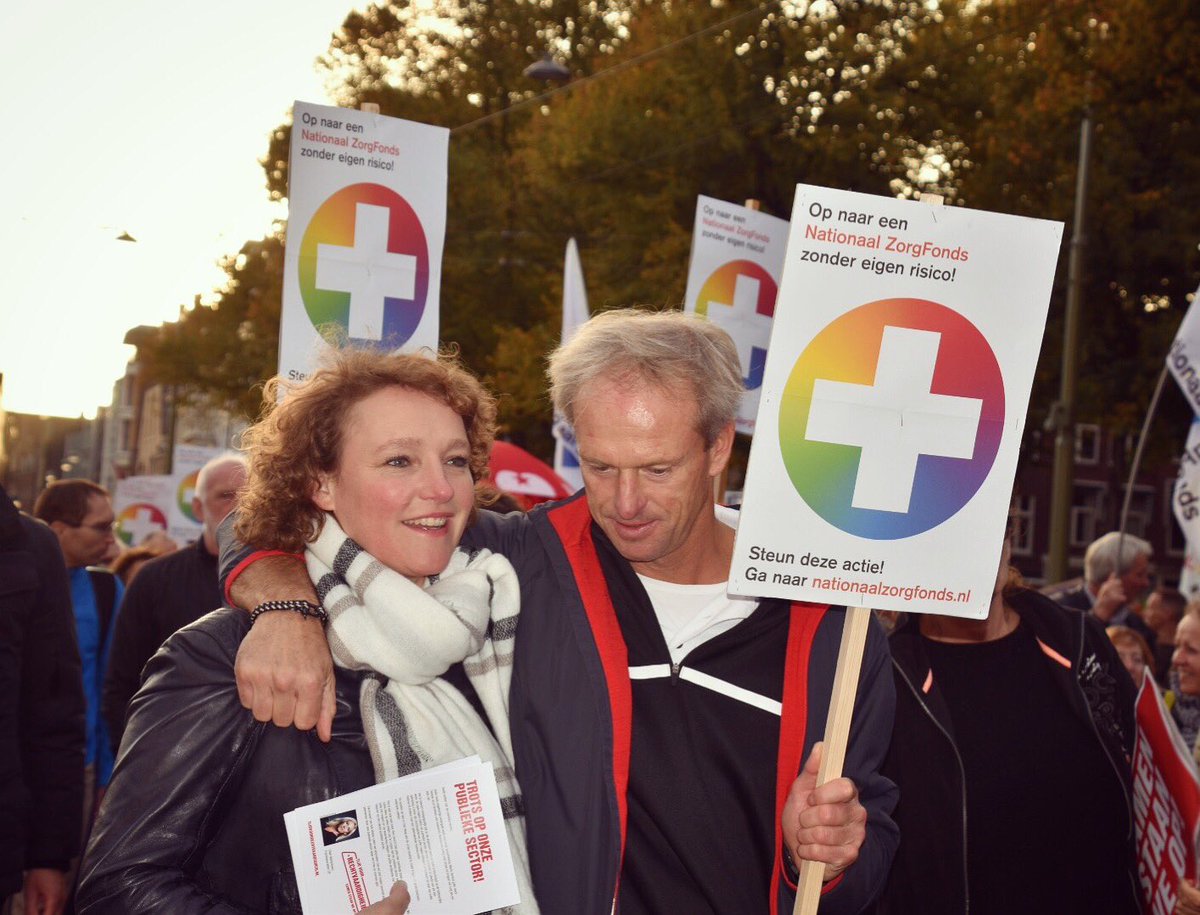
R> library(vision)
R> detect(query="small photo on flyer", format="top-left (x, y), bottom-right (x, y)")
top-left (320, 811), bottom-right (361, 846)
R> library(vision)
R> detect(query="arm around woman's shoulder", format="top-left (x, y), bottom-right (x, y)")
top-left (78, 609), bottom-right (265, 915)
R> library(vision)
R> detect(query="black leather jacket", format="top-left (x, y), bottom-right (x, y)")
top-left (77, 609), bottom-right (374, 914)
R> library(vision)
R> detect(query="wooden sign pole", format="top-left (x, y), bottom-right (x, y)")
top-left (793, 605), bottom-right (872, 914)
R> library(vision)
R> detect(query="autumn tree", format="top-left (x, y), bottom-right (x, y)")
top-left (150, 0), bottom-right (1200, 459)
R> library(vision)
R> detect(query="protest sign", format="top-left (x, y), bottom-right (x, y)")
top-left (684, 195), bottom-right (789, 435)
top-left (285, 757), bottom-right (521, 914)
top-left (1132, 677), bottom-right (1200, 913)
top-left (730, 186), bottom-right (1062, 619)
top-left (279, 101), bottom-right (449, 383)
top-left (167, 443), bottom-right (226, 542)
top-left (112, 475), bottom-right (174, 546)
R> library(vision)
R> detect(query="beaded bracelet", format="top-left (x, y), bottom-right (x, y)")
top-left (249, 599), bottom-right (329, 627)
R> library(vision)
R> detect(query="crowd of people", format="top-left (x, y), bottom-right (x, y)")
top-left (1, 309), bottom-right (1196, 914)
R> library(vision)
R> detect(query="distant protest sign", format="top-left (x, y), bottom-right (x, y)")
top-left (113, 476), bottom-right (174, 547)
top-left (729, 186), bottom-right (1062, 618)
top-left (1132, 677), bottom-right (1200, 913)
top-left (278, 101), bottom-right (449, 383)
top-left (684, 196), bottom-right (789, 435)
top-left (168, 444), bottom-right (226, 542)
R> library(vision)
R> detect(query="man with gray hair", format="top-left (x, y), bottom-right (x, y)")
top-left (101, 453), bottom-right (248, 749)
top-left (1054, 530), bottom-right (1156, 648)
top-left (220, 310), bottom-right (898, 914)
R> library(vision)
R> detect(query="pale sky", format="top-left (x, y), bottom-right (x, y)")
top-left (0, 0), bottom-right (357, 419)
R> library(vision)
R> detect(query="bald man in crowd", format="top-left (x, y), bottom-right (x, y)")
top-left (101, 454), bottom-right (248, 750)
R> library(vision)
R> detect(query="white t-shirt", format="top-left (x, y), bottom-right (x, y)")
top-left (636, 506), bottom-right (757, 665)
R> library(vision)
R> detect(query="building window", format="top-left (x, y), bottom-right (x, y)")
top-left (1121, 485), bottom-right (1155, 541)
top-left (1011, 495), bottom-right (1036, 557)
top-left (1075, 423), bottom-right (1101, 465)
top-left (1070, 481), bottom-right (1107, 548)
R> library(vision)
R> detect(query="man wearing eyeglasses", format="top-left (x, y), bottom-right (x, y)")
top-left (33, 481), bottom-right (124, 848)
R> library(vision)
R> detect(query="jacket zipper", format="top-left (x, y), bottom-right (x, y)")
top-left (1072, 615), bottom-right (1141, 913)
top-left (894, 662), bottom-right (971, 915)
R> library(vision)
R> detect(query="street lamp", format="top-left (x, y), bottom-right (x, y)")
top-left (523, 53), bottom-right (570, 83)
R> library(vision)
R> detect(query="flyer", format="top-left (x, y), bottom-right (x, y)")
top-left (729, 185), bottom-right (1063, 618)
top-left (284, 757), bottom-right (521, 914)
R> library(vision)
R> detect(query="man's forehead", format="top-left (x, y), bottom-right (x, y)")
top-left (577, 373), bottom-right (698, 419)
top-left (575, 382), bottom-right (705, 465)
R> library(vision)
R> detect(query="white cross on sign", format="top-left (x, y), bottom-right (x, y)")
top-left (805, 325), bottom-right (983, 514)
top-left (705, 273), bottom-right (773, 382)
top-left (123, 507), bottom-right (165, 544)
top-left (315, 202), bottom-right (417, 341)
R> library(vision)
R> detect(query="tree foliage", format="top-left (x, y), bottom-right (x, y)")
top-left (146, 0), bottom-right (1200, 458)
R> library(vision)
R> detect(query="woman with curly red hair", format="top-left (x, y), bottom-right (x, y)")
top-left (78, 349), bottom-right (538, 915)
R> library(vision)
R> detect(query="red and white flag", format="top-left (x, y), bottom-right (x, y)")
top-left (1132, 676), bottom-right (1200, 913)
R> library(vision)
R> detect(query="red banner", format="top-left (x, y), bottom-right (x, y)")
top-left (1133, 678), bottom-right (1200, 913)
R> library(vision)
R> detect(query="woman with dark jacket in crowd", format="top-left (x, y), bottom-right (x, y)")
top-left (77, 349), bottom-right (536, 914)
top-left (878, 537), bottom-right (1141, 915)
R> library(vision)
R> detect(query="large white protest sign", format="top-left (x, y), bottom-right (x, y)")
top-left (279, 101), bottom-right (449, 382)
top-left (684, 196), bottom-right (789, 435)
top-left (729, 186), bottom-right (1062, 618)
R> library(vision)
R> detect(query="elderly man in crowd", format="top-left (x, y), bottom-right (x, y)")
top-left (1048, 531), bottom-right (1156, 650)
top-left (220, 309), bottom-right (898, 914)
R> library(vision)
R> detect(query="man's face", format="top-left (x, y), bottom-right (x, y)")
top-left (572, 374), bottom-right (732, 582)
top-left (193, 460), bottom-right (248, 552)
top-left (1120, 553), bottom-right (1152, 602)
top-left (54, 493), bottom-right (116, 568)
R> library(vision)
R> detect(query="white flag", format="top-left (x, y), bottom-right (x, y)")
top-left (1167, 283), bottom-right (1200, 416)
top-left (1176, 419), bottom-right (1200, 597)
top-left (554, 238), bottom-right (589, 492)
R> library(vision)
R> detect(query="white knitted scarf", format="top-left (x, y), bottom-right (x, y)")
top-left (305, 514), bottom-right (537, 914)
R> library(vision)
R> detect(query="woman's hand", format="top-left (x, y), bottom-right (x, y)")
top-left (362, 881), bottom-right (410, 913)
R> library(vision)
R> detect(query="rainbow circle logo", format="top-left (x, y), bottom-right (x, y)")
top-left (779, 298), bottom-right (1004, 540)
top-left (693, 260), bottom-right (777, 390)
top-left (177, 470), bottom-right (200, 523)
top-left (116, 503), bottom-right (169, 546)
top-left (299, 183), bottom-right (429, 346)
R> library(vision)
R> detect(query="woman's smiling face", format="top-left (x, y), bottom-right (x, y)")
top-left (313, 386), bottom-right (474, 584)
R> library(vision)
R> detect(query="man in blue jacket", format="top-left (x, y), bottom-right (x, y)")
top-left (222, 310), bottom-right (898, 914)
